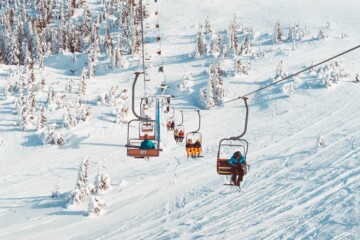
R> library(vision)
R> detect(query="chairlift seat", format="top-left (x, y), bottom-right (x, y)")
top-left (217, 158), bottom-right (232, 175)
top-left (139, 134), bottom-right (156, 139)
top-left (127, 148), bottom-right (159, 158)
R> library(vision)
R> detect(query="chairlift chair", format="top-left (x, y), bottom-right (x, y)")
top-left (145, 73), bottom-right (150, 82)
top-left (127, 119), bottom-right (160, 158)
top-left (145, 52), bottom-right (151, 61)
top-left (184, 110), bottom-right (201, 148)
top-left (217, 139), bottom-right (248, 175)
top-left (216, 97), bottom-right (250, 181)
top-left (126, 72), bottom-right (160, 159)
top-left (166, 117), bottom-right (175, 131)
top-left (166, 107), bottom-right (175, 131)
top-left (173, 110), bottom-right (185, 142)
top-left (140, 121), bottom-right (155, 134)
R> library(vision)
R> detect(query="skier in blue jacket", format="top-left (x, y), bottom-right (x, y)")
top-left (228, 151), bottom-right (247, 186)
top-left (140, 134), bottom-right (156, 149)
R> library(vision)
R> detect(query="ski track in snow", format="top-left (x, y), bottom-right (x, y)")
top-left (1, 0), bottom-right (360, 239)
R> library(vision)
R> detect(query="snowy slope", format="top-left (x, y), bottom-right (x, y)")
top-left (1, 0), bottom-right (360, 239)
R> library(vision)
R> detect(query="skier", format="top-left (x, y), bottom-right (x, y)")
top-left (167, 121), bottom-right (171, 130)
top-left (178, 130), bottom-right (184, 142)
top-left (140, 134), bottom-right (156, 149)
top-left (186, 139), bottom-right (195, 158)
top-left (173, 129), bottom-right (179, 142)
top-left (228, 151), bottom-right (247, 187)
top-left (194, 139), bottom-right (202, 157)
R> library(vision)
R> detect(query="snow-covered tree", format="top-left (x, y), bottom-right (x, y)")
top-left (213, 33), bottom-right (222, 58)
top-left (88, 54), bottom-right (95, 79)
top-left (6, 33), bottom-right (20, 65)
top-left (41, 124), bottom-right (65, 145)
top-left (275, 60), bottom-right (286, 80)
top-left (63, 104), bottom-right (78, 128)
top-left (273, 21), bottom-right (282, 43)
top-left (88, 196), bottom-right (106, 216)
top-left (115, 104), bottom-right (129, 124)
top-left (195, 32), bottom-right (203, 56)
top-left (215, 62), bottom-right (225, 104)
top-left (317, 29), bottom-right (328, 39)
top-left (76, 157), bottom-right (89, 192)
top-left (77, 106), bottom-right (91, 122)
top-left (4, 82), bottom-right (13, 100)
top-left (282, 82), bottom-right (295, 97)
top-left (47, 86), bottom-right (56, 109)
top-left (317, 135), bottom-right (327, 148)
top-left (114, 47), bottom-right (122, 68)
top-left (37, 105), bottom-right (47, 130)
top-left (95, 163), bottom-right (111, 192)
top-left (65, 78), bottom-right (75, 93)
top-left (204, 17), bottom-right (212, 35)
top-left (199, 66), bottom-right (216, 109)
top-left (178, 72), bottom-right (192, 91)
top-left (79, 68), bottom-right (88, 95)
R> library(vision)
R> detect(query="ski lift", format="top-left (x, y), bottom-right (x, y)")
top-left (156, 36), bottom-right (161, 42)
top-left (127, 119), bottom-right (160, 158)
top-left (145, 52), bottom-right (151, 61)
top-left (126, 72), bottom-right (161, 159)
top-left (217, 139), bottom-right (248, 175)
top-left (145, 73), bottom-right (150, 82)
top-left (156, 23), bottom-right (159, 29)
top-left (185, 110), bottom-right (202, 152)
top-left (166, 107), bottom-right (175, 131)
top-left (216, 97), bottom-right (249, 176)
top-left (161, 96), bottom-right (171, 114)
top-left (140, 121), bottom-right (156, 139)
top-left (157, 50), bottom-right (161, 56)
top-left (158, 66), bottom-right (164, 72)
top-left (160, 82), bottom-right (167, 91)
top-left (174, 110), bottom-right (185, 143)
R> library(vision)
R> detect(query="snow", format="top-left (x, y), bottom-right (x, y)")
top-left (1, 0), bottom-right (360, 239)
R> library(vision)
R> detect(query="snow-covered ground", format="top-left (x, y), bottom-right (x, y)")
top-left (1, 0), bottom-right (360, 239)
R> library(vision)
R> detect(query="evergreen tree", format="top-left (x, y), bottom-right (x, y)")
top-left (79, 68), bottom-right (88, 95)
top-left (114, 47), bottom-right (122, 68)
top-left (37, 105), bottom-right (47, 130)
top-left (6, 33), bottom-right (20, 65)
top-left (274, 21), bottom-right (282, 43)
top-left (83, 6), bottom-right (92, 38)
top-left (215, 62), bottom-right (225, 104)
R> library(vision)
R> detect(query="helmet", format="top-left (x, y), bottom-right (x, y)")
top-left (144, 134), bottom-right (149, 140)
top-left (196, 139), bottom-right (200, 143)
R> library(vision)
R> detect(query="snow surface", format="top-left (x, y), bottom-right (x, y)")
top-left (1, 0), bottom-right (360, 239)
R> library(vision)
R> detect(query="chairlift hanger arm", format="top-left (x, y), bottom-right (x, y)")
top-left (230, 97), bottom-right (248, 140)
top-left (177, 110), bottom-right (184, 126)
top-left (193, 110), bottom-right (201, 133)
top-left (171, 107), bottom-right (175, 118)
top-left (217, 138), bottom-right (249, 158)
top-left (132, 72), bottom-right (147, 120)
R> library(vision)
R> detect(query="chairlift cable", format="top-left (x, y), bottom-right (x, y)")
top-left (223, 44), bottom-right (360, 104)
top-left (139, 0), bottom-right (147, 94)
